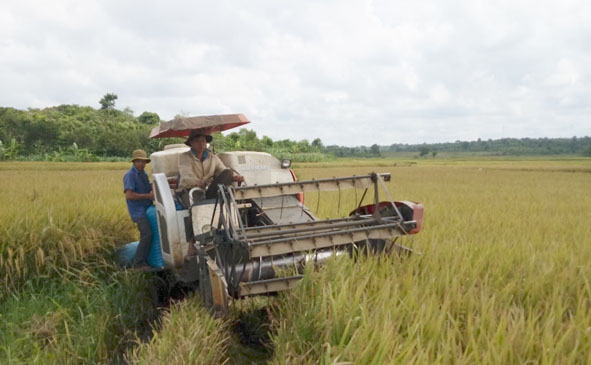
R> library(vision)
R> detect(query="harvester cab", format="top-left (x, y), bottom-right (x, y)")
top-left (123, 114), bottom-right (424, 311)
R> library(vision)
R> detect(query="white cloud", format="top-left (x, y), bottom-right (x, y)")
top-left (1, 0), bottom-right (590, 146)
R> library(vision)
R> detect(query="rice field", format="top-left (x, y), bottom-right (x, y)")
top-left (1, 158), bottom-right (590, 363)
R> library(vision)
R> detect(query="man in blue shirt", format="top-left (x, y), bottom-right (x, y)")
top-left (123, 149), bottom-right (154, 268)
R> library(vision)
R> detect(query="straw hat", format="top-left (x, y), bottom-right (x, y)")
top-left (131, 149), bottom-right (151, 163)
top-left (185, 130), bottom-right (213, 146)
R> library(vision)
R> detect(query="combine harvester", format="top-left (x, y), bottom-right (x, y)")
top-left (124, 114), bottom-right (424, 310)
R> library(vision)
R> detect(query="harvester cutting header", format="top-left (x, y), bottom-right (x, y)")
top-left (121, 114), bottom-right (424, 310)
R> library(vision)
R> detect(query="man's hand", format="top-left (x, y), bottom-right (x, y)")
top-left (197, 180), bottom-right (206, 189)
top-left (234, 175), bottom-right (245, 183)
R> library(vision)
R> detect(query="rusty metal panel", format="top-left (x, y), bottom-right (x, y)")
top-left (239, 275), bottom-right (304, 296)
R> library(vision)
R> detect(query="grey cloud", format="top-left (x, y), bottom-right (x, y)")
top-left (1, 0), bottom-right (590, 146)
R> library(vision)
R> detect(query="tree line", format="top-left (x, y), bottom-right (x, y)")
top-left (0, 103), bottom-right (332, 162)
top-left (1, 100), bottom-right (590, 161)
top-left (388, 137), bottom-right (591, 157)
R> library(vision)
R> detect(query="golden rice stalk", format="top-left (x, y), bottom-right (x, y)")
top-left (35, 247), bottom-right (46, 273)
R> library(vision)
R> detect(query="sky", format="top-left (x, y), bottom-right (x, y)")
top-left (1, 0), bottom-right (590, 147)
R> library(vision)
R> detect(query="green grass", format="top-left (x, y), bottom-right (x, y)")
top-left (0, 162), bottom-right (135, 295)
top-left (0, 262), bottom-right (159, 363)
top-left (0, 162), bottom-right (156, 363)
top-left (1, 158), bottom-right (590, 363)
top-left (268, 159), bottom-right (591, 363)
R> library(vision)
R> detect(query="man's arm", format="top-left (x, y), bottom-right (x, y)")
top-left (212, 155), bottom-right (244, 183)
top-left (212, 154), bottom-right (228, 176)
top-left (125, 189), bottom-right (154, 201)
